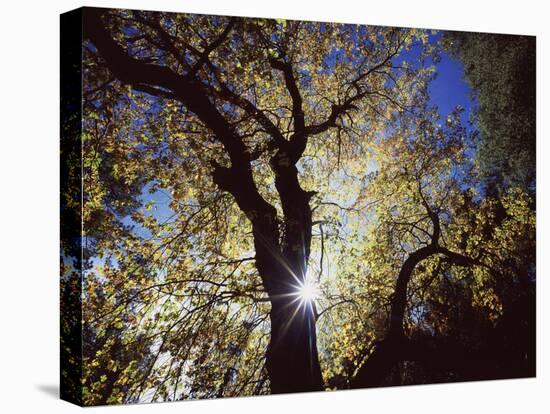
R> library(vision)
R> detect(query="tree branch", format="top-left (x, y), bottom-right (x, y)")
top-left (269, 57), bottom-right (306, 160)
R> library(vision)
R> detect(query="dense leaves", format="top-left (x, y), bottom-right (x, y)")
top-left (443, 32), bottom-right (536, 195)
top-left (64, 8), bottom-right (535, 404)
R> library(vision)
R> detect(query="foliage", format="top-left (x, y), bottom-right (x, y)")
top-left (67, 8), bottom-right (536, 404)
top-left (443, 32), bottom-right (536, 195)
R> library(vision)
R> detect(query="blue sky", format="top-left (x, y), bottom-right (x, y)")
top-left (429, 50), bottom-right (474, 125)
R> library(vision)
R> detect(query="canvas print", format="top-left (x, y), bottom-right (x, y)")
top-left (60, 7), bottom-right (536, 406)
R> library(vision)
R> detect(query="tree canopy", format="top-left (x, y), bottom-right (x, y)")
top-left (60, 8), bottom-right (535, 405)
top-left (443, 31), bottom-right (536, 195)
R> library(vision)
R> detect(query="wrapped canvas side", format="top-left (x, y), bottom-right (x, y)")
top-left (60, 8), bottom-right (83, 407)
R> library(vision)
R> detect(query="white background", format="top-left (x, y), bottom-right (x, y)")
top-left (0, 0), bottom-right (547, 412)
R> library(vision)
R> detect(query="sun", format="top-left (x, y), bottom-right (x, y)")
top-left (296, 278), bottom-right (320, 304)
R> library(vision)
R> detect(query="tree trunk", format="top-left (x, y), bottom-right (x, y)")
top-left (267, 288), bottom-right (323, 393)
top-left (251, 221), bottom-right (324, 393)
top-left (351, 246), bottom-right (436, 388)
top-left (351, 241), bottom-right (478, 389)
top-left (263, 152), bottom-right (324, 393)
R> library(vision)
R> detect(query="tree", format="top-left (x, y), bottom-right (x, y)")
top-left (72, 7), bottom-right (535, 404)
top-left (334, 106), bottom-right (536, 388)
top-left (443, 32), bottom-right (536, 195)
